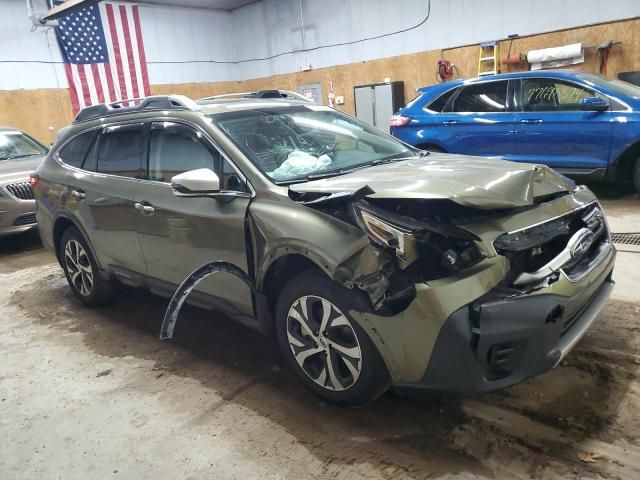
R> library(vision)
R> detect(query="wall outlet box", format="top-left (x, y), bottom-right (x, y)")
top-left (384, 77), bottom-right (391, 83)
top-left (335, 96), bottom-right (345, 105)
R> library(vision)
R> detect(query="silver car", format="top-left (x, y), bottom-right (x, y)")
top-left (0, 127), bottom-right (48, 236)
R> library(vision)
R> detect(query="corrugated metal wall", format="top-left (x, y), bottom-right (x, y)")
top-left (1, 0), bottom-right (639, 90)
top-left (0, 0), bottom-right (236, 90)
top-left (230, 0), bottom-right (640, 80)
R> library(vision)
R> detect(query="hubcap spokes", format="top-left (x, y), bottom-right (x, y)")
top-left (64, 240), bottom-right (93, 296)
top-left (286, 295), bottom-right (362, 391)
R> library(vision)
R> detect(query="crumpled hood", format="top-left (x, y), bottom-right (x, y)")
top-left (290, 154), bottom-right (575, 209)
top-left (0, 156), bottom-right (44, 185)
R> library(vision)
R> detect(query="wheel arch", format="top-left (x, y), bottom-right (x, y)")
top-left (258, 251), bottom-right (329, 317)
top-left (52, 214), bottom-right (102, 270)
top-left (414, 142), bottom-right (447, 153)
top-left (610, 140), bottom-right (640, 183)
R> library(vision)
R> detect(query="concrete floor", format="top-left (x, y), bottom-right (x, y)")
top-left (1, 192), bottom-right (639, 480)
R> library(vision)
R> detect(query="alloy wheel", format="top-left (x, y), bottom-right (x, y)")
top-left (64, 239), bottom-right (94, 296)
top-left (286, 295), bottom-right (362, 391)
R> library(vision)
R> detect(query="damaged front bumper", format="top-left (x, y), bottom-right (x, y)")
top-left (352, 236), bottom-right (615, 395)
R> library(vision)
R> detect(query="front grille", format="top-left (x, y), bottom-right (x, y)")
top-left (13, 212), bottom-right (37, 226)
top-left (611, 233), bottom-right (640, 246)
top-left (4, 182), bottom-right (34, 200)
top-left (497, 204), bottom-right (608, 287)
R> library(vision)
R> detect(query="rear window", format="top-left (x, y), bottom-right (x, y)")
top-left (452, 81), bottom-right (508, 113)
top-left (426, 89), bottom-right (456, 112)
top-left (58, 130), bottom-right (98, 168)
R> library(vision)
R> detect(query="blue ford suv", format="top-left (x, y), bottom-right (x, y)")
top-left (390, 70), bottom-right (640, 193)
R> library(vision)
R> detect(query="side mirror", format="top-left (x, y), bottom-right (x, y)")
top-left (171, 168), bottom-right (220, 197)
top-left (580, 97), bottom-right (608, 112)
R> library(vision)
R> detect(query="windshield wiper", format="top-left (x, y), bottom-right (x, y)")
top-left (3, 153), bottom-right (41, 161)
top-left (370, 153), bottom-right (415, 166)
top-left (306, 168), bottom-right (357, 180)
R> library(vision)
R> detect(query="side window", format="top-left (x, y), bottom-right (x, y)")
top-left (426, 89), bottom-right (456, 112)
top-left (58, 130), bottom-right (98, 168)
top-left (452, 81), bottom-right (508, 113)
top-left (522, 79), bottom-right (596, 112)
top-left (97, 124), bottom-right (144, 178)
top-left (149, 123), bottom-right (217, 183)
top-left (222, 158), bottom-right (248, 193)
top-left (149, 122), bottom-right (248, 192)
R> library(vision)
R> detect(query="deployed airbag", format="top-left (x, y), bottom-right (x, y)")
top-left (269, 150), bottom-right (332, 180)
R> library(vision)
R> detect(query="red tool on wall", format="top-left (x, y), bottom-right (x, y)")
top-left (437, 59), bottom-right (454, 82)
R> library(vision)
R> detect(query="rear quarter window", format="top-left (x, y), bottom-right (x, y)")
top-left (58, 130), bottom-right (98, 168)
top-left (425, 89), bottom-right (456, 112)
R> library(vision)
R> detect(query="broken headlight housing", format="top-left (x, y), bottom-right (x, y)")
top-left (355, 208), bottom-right (415, 261)
top-left (352, 201), bottom-right (485, 273)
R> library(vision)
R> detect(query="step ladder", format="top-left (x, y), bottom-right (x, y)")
top-left (478, 41), bottom-right (499, 76)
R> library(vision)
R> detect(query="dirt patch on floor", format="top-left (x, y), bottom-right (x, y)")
top-left (1, 264), bottom-right (639, 479)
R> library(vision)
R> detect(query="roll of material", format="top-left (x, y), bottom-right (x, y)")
top-left (527, 43), bottom-right (583, 64)
top-left (501, 53), bottom-right (524, 65)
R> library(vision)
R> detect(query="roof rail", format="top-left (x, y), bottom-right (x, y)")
top-left (198, 89), bottom-right (312, 103)
top-left (73, 95), bottom-right (200, 123)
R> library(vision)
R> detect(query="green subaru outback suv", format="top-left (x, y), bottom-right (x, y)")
top-left (33, 94), bottom-right (615, 405)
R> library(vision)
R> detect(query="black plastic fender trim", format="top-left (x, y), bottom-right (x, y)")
top-left (160, 261), bottom-right (256, 340)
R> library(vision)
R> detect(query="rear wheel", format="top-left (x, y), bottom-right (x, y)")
top-left (275, 271), bottom-right (390, 406)
top-left (633, 158), bottom-right (640, 195)
top-left (59, 227), bottom-right (113, 305)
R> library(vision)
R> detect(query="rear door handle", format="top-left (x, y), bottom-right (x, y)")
top-left (520, 119), bottom-right (543, 124)
top-left (442, 120), bottom-right (461, 126)
top-left (134, 202), bottom-right (155, 215)
top-left (71, 189), bottom-right (86, 200)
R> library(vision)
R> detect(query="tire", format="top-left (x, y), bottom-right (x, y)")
top-left (275, 270), bottom-right (391, 406)
top-left (59, 227), bottom-right (113, 306)
top-left (633, 158), bottom-right (640, 195)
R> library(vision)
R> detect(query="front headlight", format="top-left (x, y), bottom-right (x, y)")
top-left (352, 201), bottom-right (485, 273)
top-left (356, 208), bottom-right (415, 261)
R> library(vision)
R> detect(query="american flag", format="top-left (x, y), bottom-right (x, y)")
top-left (53, 1), bottom-right (150, 113)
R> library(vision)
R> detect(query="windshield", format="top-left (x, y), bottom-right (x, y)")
top-left (578, 73), bottom-right (640, 100)
top-left (211, 105), bottom-right (412, 183)
top-left (0, 131), bottom-right (47, 161)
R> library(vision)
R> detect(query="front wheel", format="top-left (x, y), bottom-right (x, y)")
top-left (275, 271), bottom-right (390, 406)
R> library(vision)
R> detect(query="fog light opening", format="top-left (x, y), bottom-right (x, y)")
top-left (545, 305), bottom-right (565, 325)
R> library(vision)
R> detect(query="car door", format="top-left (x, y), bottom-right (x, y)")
top-left (58, 124), bottom-right (147, 279)
top-left (133, 121), bottom-right (255, 319)
top-left (436, 80), bottom-right (517, 158)
top-left (513, 78), bottom-right (612, 170)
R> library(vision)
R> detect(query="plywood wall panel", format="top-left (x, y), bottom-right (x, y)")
top-left (0, 89), bottom-right (74, 145)
top-left (4, 17), bottom-right (640, 144)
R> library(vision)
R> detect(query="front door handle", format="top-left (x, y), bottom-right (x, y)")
top-left (134, 202), bottom-right (155, 215)
top-left (520, 119), bottom-right (543, 124)
top-left (71, 189), bottom-right (86, 200)
top-left (442, 120), bottom-right (461, 126)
